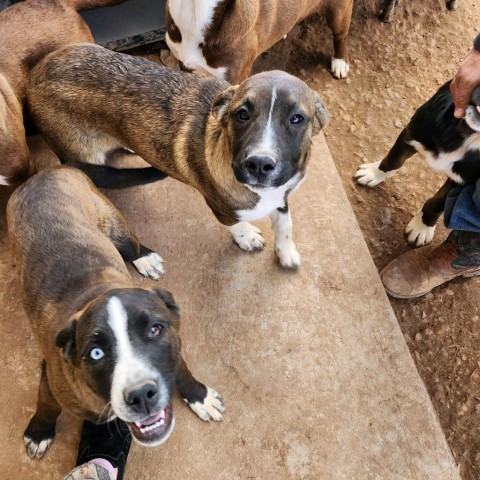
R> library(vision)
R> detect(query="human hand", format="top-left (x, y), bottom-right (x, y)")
top-left (451, 47), bottom-right (480, 119)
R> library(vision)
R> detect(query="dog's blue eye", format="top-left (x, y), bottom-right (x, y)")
top-left (236, 109), bottom-right (250, 121)
top-left (89, 347), bottom-right (104, 361)
top-left (148, 324), bottom-right (162, 338)
top-left (290, 114), bottom-right (304, 125)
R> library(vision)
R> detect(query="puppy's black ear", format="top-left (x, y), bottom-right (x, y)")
top-left (154, 289), bottom-right (180, 318)
top-left (55, 319), bottom-right (79, 367)
top-left (312, 92), bottom-right (329, 136)
top-left (212, 85), bottom-right (238, 124)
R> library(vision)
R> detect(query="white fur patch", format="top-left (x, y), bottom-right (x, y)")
top-left (185, 387), bottom-right (225, 422)
top-left (405, 210), bottom-right (436, 247)
top-left (107, 297), bottom-right (168, 421)
top-left (133, 252), bottom-right (165, 280)
top-left (331, 58), bottom-right (349, 79)
top-left (236, 173), bottom-right (303, 222)
top-left (24, 436), bottom-right (53, 459)
top-left (354, 161), bottom-right (396, 187)
top-left (0, 175), bottom-right (10, 186)
top-left (407, 138), bottom-right (480, 185)
top-left (166, 0), bottom-right (227, 79)
top-left (270, 209), bottom-right (300, 269)
top-left (227, 222), bottom-right (266, 251)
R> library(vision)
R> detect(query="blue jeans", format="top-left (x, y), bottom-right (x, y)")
top-left (444, 178), bottom-right (480, 233)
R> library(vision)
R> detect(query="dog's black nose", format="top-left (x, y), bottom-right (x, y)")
top-left (124, 381), bottom-right (159, 414)
top-left (245, 155), bottom-right (276, 180)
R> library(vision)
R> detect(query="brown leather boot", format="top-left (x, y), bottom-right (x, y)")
top-left (380, 230), bottom-right (480, 299)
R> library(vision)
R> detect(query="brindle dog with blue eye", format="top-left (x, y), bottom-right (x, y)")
top-left (7, 166), bottom-right (224, 461)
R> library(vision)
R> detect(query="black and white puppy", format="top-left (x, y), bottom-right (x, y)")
top-left (354, 81), bottom-right (480, 246)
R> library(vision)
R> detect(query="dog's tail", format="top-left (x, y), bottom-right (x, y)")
top-left (66, 0), bottom-right (127, 12)
top-left (67, 162), bottom-right (168, 189)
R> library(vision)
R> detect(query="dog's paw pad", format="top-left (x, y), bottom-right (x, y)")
top-left (24, 435), bottom-right (53, 459)
top-left (185, 387), bottom-right (225, 422)
top-left (229, 222), bottom-right (266, 252)
top-left (133, 252), bottom-right (165, 279)
top-left (405, 212), bottom-right (436, 247)
top-left (275, 242), bottom-right (301, 269)
top-left (354, 161), bottom-right (393, 187)
top-left (331, 58), bottom-right (350, 79)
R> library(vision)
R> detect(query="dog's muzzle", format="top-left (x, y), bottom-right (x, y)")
top-left (235, 154), bottom-right (278, 186)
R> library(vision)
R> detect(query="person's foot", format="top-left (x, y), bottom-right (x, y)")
top-left (64, 462), bottom-right (114, 480)
top-left (381, 230), bottom-right (480, 299)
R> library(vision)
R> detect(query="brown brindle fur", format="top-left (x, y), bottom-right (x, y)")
top-left (166, 0), bottom-right (354, 83)
top-left (0, 0), bottom-right (125, 185)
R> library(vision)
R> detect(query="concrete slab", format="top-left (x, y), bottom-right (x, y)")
top-left (0, 134), bottom-right (460, 479)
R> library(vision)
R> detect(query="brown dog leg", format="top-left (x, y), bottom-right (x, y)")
top-left (326, 0), bottom-right (353, 79)
top-left (24, 362), bottom-right (62, 459)
top-left (405, 179), bottom-right (457, 247)
top-left (175, 356), bottom-right (225, 422)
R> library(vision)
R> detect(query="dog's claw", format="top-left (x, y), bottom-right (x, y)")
top-left (331, 57), bottom-right (350, 79)
top-left (133, 252), bottom-right (165, 279)
top-left (354, 161), bottom-right (394, 187)
top-left (228, 222), bottom-right (266, 252)
top-left (184, 387), bottom-right (225, 422)
top-left (405, 211), bottom-right (436, 247)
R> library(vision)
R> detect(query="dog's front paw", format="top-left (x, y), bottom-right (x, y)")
top-left (405, 211), bottom-right (436, 247)
top-left (24, 434), bottom-right (54, 460)
top-left (275, 241), bottom-right (301, 269)
top-left (331, 58), bottom-right (349, 79)
top-left (185, 387), bottom-right (225, 422)
top-left (354, 161), bottom-right (394, 187)
top-left (229, 222), bottom-right (266, 252)
top-left (133, 252), bottom-right (165, 279)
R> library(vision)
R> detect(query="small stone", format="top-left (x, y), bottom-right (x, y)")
top-left (392, 192), bottom-right (401, 200)
top-left (299, 69), bottom-right (307, 77)
top-left (445, 289), bottom-right (454, 296)
top-left (425, 328), bottom-right (433, 336)
top-left (415, 332), bottom-right (423, 341)
top-left (394, 119), bottom-right (403, 129)
top-left (345, 78), bottom-right (352, 85)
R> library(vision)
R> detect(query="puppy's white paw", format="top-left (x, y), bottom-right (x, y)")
top-left (275, 241), bottom-right (301, 269)
top-left (133, 252), bottom-right (165, 279)
top-left (185, 387), bottom-right (225, 422)
top-left (229, 222), bottom-right (266, 252)
top-left (331, 58), bottom-right (350, 79)
top-left (354, 161), bottom-right (395, 187)
top-left (405, 211), bottom-right (436, 247)
top-left (24, 435), bottom-right (53, 459)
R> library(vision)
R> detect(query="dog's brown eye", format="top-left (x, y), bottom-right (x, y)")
top-left (290, 114), bottom-right (304, 124)
top-left (148, 324), bottom-right (162, 338)
top-left (236, 108), bottom-right (250, 121)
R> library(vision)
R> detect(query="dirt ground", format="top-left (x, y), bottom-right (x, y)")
top-left (241, 0), bottom-right (480, 478)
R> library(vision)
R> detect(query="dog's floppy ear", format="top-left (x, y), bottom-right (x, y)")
top-left (56, 319), bottom-right (79, 367)
top-left (312, 92), bottom-right (329, 136)
top-left (154, 289), bottom-right (180, 319)
top-left (212, 85), bottom-right (239, 124)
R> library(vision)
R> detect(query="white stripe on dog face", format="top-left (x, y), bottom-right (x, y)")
top-left (260, 85), bottom-right (278, 156)
top-left (107, 296), bottom-right (167, 420)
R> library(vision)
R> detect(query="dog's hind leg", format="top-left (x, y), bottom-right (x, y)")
top-left (379, 0), bottom-right (397, 23)
top-left (175, 356), bottom-right (225, 422)
top-left (24, 362), bottom-right (61, 459)
top-left (326, 0), bottom-right (353, 79)
top-left (354, 129), bottom-right (416, 187)
top-left (405, 179), bottom-right (457, 247)
top-left (270, 204), bottom-right (300, 269)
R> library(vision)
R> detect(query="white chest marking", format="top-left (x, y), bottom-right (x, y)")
top-left (236, 173), bottom-right (303, 222)
top-left (107, 297), bottom-right (165, 419)
top-left (408, 136), bottom-right (480, 184)
top-left (166, 0), bottom-right (227, 79)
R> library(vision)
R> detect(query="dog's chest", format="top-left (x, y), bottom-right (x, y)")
top-left (408, 135), bottom-right (480, 184)
top-left (166, 0), bottom-right (227, 79)
top-left (236, 174), bottom-right (303, 221)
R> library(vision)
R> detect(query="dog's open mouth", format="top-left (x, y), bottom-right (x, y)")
top-left (126, 403), bottom-right (174, 446)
